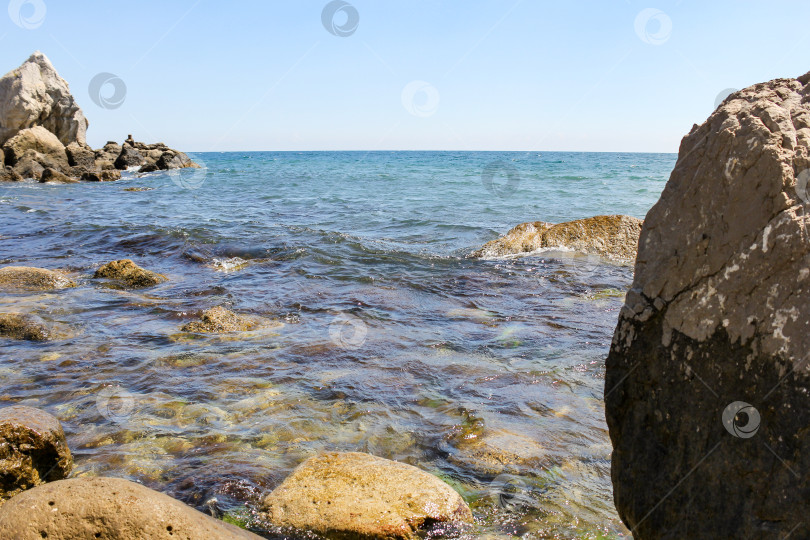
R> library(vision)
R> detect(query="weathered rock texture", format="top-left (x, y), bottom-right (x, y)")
top-left (94, 259), bottom-right (166, 288)
top-left (0, 406), bottom-right (72, 505)
top-left (0, 51), bottom-right (88, 147)
top-left (472, 215), bottom-right (642, 260)
top-left (0, 52), bottom-right (198, 182)
top-left (605, 73), bottom-right (810, 538)
top-left (0, 266), bottom-right (75, 290)
top-left (261, 452), bottom-right (473, 539)
top-left (0, 313), bottom-right (51, 341)
top-left (181, 306), bottom-right (271, 333)
top-left (0, 477), bottom-right (261, 539)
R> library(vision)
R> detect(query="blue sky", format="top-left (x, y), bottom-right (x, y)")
top-left (2, 1), bottom-right (809, 152)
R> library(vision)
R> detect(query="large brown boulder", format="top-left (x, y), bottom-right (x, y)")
top-left (261, 452), bottom-right (473, 539)
top-left (0, 477), bottom-right (262, 539)
top-left (0, 313), bottom-right (51, 341)
top-left (181, 306), bottom-right (277, 333)
top-left (2, 126), bottom-right (69, 173)
top-left (0, 266), bottom-right (76, 290)
top-left (471, 215), bottom-right (642, 260)
top-left (0, 406), bottom-right (72, 505)
top-left (605, 73), bottom-right (810, 537)
top-left (65, 141), bottom-right (96, 169)
top-left (0, 52), bottom-right (88, 147)
top-left (94, 259), bottom-right (166, 288)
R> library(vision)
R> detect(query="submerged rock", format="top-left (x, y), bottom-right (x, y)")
top-left (181, 306), bottom-right (271, 333)
top-left (0, 406), bottom-right (73, 505)
top-left (472, 215), bottom-right (642, 260)
top-left (0, 266), bottom-right (76, 290)
top-left (0, 477), bottom-right (261, 538)
top-left (0, 51), bottom-right (88, 147)
top-left (0, 313), bottom-right (51, 341)
top-left (606, 72), bottom-right (810, 537)
top-left (94, 259), bottom-right (167, 288)
top-left (261, 452), bottom-right (473, 539)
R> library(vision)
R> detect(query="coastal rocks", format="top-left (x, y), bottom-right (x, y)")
top-left (0, 313), bottom-right (51, 341)
top-left (181, 306), bottom-right (269, 333)
top-left (0, 406), bottom-right (73, 505)
top-left (0, 166), bottom-right (22, 182)
top-left (94, 259), bottom-right (166, 288)
top-left (0, 477), bottom-right (262, 539)
top-left (261, 452), bottom-right (473, 539)
top-left (0, 51), bottom-right (88, 146)
top-left (0, 266), bottom-right (76, 290)
top-left (93, 141), bottom-right (121, 169)
top-left (40, 168), bottom-right (78, 184)
top-left (65, 142), bottom-right (96, 169)
top-left (81, 169), bottom-right (121, 182)
top-left (605, 73), bottom-right (810, 537)
top-left (2, 126), bottom-right (67, 166)
top-left (472, 215), bottom-right (642, 260)
top-left (114, 143), bottom-right (144, 169)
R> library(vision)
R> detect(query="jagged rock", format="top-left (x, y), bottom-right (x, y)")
top-left (114, 144), bottom-right (144, 170)
top-left (139, 163), bottom-right (159, 173)
top-left (0, 477), bottom-right (262, 538)
top-left (157, 150), bottom-right (197, 170)
top-left (0, 313), bottom-right (51, 341)
top-left (605, 72), bottom-right (810, 538)
top-left (180, 306), bottom-right (275, 333)
top-left (471, 215), bottom-right (643, 260)
top-left (0, 167), bottom-right (21, 182)
top-left (65, 142), bottom-right (96, 169)
top-left (261, 452), bottom-right (473, 539)
top-left (2, 126), bottom-right (68, 167)
top-left (94, 259), bottom-right (166, 288)
top-left (81, 169), bottom-right (120, 182)
top-left (0, 52), bottom-right (88, 146)
top-left (40, 168), bottom-right (77, 184)
top-left (93, 141), bottom-right (121, 169)
top-left (0, 406), bottom-right (72, 505)
top-left (0, 266), bottom-right (75, 290)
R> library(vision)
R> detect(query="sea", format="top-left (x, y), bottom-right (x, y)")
top-left (0, 151), bottom-right (676, 538)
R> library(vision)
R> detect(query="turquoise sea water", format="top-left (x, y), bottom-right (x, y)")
top-left (0, 151), bottom-right (675, 538)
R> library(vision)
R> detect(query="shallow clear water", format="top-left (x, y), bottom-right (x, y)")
top-left (0, 151), bottom-right (675, 538)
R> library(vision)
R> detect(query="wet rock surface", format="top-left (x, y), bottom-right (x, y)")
top-left (181, 306), bottom-right (272, 333)
top-left (605, 72), bottom-right (810, 537)
top-left (472, 215), bottom-right (642, 260)
top-left (94, 259), bottom-right (167, 288)
top-left (261, 452), bottom-right (473, 539)
top-left (0, 313), bottom-right (51, 341)
top-left (0, 266), bottom-right (76, 290)
top-left (0, 406), bottom-right (72, 505)
top-left (0, 477), bottom-right (261, 539)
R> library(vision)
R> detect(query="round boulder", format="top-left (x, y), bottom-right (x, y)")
top-left (0, 266), bottom-right (76, 290)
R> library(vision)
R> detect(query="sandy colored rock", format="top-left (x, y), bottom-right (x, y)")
top-left (94, 259), bottom-right (166, 288)
top-left (65, 141), bottom-right (96, 169)
top-left (472, 215), bottom-right (642, 260)
top-left (2, 126), bottom-right (67, 166)
top-left (0, 477), bottom-right (261, 539)
top-left (606, 72), bottom-right (810, 538)
top-left (0, 167), bottom-right (22, 182)
top-left (0, 313), bottom-right (51, 341)
top-left (181, 306), bottom-right (269, 333)
top-left (0, 406), bottom-right (72, 505)
top-left (0, 266), bottom-right (76, 290)
top-left (40, 168), bottom-right (78, 184)
top-left (0, 51), bottom-right (88, 147)
top-left (114, 144), bottom-right (144, 170)
top-left (81, 169), bottom-right (121, 182)
top-left (261, 452), bottom-right (473, 539)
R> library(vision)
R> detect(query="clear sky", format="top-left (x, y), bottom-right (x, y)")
top-left (2, 1), bottom-right (809, 152)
